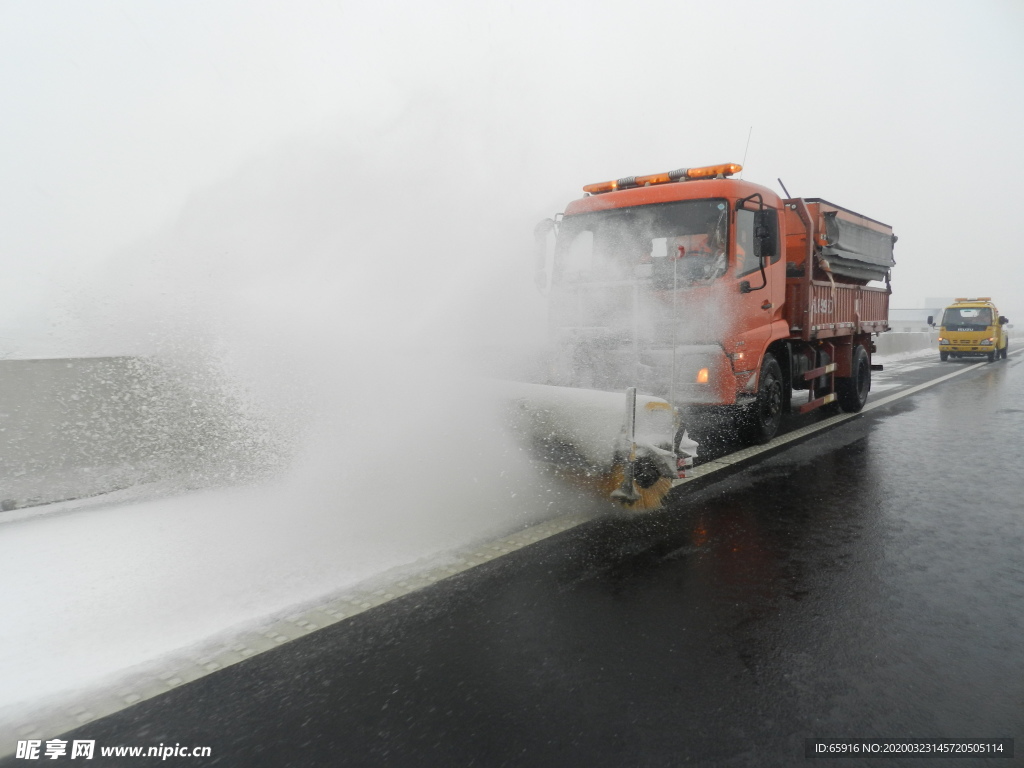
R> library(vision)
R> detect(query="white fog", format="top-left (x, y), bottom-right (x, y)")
top-left (1, 0), bottom-right (1022, 737)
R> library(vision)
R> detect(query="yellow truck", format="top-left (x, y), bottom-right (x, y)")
top-left (930, 298), bottom-right (1009, 362)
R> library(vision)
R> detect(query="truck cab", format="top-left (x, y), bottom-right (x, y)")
top-left (537, 162), bottom-right (895, 445)
top-left (543, 170), bottom-right (786, 410)
top-left (932, 298), bottom-right (1009, 362)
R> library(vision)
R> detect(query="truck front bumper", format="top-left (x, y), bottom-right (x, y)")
top-left (944, 345), bottom-right (991, 356)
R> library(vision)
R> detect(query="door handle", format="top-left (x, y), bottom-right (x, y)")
top-left (761, 301), bottom-right (773, 310)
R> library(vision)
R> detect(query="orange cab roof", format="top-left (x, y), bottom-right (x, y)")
top-left (564, 177), bottom-right (783, 216)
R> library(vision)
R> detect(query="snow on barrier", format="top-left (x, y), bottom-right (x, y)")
top-left (874, 331), bottom-right (938, 356)
top-left (0, 357), bottom-right (283, 511)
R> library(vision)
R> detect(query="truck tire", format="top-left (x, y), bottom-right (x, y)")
top-left (741, 353), bottom-right (784, 445)
top-left (837, 345), bottom-right (871, 413)
top-left (987, 350), bottom-right (996, 363)
top-left (940, 351), bottom-right (948, 362)
top-left (1000, 341), bottom-right (1008, 360)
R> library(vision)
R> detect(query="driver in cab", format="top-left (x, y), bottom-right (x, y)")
top-left (668, 216), bottom-right (729, 283)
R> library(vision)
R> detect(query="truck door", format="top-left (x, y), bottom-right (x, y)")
top-left (728, 206), bottom-right (779, 372)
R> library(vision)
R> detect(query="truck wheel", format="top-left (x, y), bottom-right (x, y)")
top-left (741, 353), bottom-right (784, 445)
top-left (1000, 341), bottom-right (1008, 360)
top-left (988, 350), bottom-right (996, 363)
top-left (837, 345), bottom-right (871, 413)
top-left (940, 351), bottom-right (948, 361)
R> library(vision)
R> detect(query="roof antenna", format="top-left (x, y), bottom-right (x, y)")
top-left (777, 178), bottom-right (792, 198)
top-left (740, 126), bottom-right (753, 178)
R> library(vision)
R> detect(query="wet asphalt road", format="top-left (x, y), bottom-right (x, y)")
top-left (12, 355), bottom-right (1024, 767)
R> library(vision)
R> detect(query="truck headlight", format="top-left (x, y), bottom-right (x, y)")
top-left (939, 338), bottom-right (949, 345)
top-left (980, 338), bottom-right (994, 346)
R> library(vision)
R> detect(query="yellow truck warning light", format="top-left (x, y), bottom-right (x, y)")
top-left (583, 163), bottom-right (742, 195)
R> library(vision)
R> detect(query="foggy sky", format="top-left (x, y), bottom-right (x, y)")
top-left (2, 0), bottom-right (1023, 347)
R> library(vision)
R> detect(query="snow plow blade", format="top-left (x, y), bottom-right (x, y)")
top-left (497, 382), bottom-right (696, 511)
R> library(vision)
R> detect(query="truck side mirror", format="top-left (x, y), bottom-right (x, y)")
top-left (999, 315), bottom-right (1008, 325)
top-left (927, 315), bottom-right (934, 326)
top-left (534, 218), bottom-right (556, 294)
top-left (753, 209), bottom-right (779, 261)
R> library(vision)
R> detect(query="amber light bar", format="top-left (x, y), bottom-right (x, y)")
top-left (583, 163), bottom-right (742, 195)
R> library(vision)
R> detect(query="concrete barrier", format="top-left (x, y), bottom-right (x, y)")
top-left (0, 335), bottom-right (940, 512)
top-left (0, 357), bottom-right (284, 511)
top-left (874, 330), bottom-right (938, 356)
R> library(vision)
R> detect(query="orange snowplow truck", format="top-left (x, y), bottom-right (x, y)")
top-left (535, 162), bottom-right (896, 445)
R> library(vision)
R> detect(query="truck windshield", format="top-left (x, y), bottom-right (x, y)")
top-left (554, 199), bottom-right (729, 287)
top-left (941, 308), bottom-right (992, 328)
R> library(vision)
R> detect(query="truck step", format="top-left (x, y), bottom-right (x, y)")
top-left (803, 362), bottom-right (836, 380)
top-left (797, 392), bottom-right (837, 414)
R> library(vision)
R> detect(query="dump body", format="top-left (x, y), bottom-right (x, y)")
top-left (543, 165), bottom-right (896, 443)
top-left (781, 199), bottom-right (893, 342)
